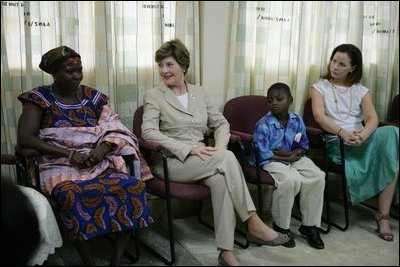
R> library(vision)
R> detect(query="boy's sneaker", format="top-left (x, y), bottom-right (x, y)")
top-left (273, 222), bottom-right (295, 248)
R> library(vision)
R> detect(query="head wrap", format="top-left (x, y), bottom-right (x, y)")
top-left (39, 46), bottom-right (81, 74)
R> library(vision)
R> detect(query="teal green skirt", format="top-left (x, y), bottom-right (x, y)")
top-left (326, 125), bottom-right (399, 205)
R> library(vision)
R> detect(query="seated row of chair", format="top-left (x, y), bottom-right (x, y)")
top-left (223, 94), bottom-right (399, 234)
top-left (12, 93), bottom-right (398, 265)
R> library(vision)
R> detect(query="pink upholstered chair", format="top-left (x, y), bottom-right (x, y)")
top-left (222, 95), bottom-right (275, 220)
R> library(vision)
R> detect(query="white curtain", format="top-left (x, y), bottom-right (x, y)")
top-left (1, 1), bottom-right (199, 179)
top-left (226, 1), bottom-right (399, 118)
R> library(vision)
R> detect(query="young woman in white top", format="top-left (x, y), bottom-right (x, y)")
top-left (310, 43), bottom-right (398, 242)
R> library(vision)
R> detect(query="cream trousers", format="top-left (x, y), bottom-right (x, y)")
top-left (152, 149), bottom-right (256, 250)
top-left (262, 157), bottom-right (325, 229)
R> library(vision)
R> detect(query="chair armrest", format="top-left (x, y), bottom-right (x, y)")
top-left (14, 146), bottom-right (41, 191)
top-left (306, 126), bottom-right (324, 137)
top-left (138, 139), bottom-right (164, 152)
top-left (138, 138), bottom-right (176, 162)
top-left (1, 154), bottom-right (16, 165)
top-left (137, 139), bottom-right (177, 197)
top-left (230, 130), bottom-right (253, 143)
top-left (206, 131), bottom-right (240, 145)
top-left (305, 126), bottom-right (327, 150)
top-left (15, 146), bottom-right (40, 159)
top-left (378, 121), bottom-right (399, 127)
top-left (229, 133), bottom-right (241, 144)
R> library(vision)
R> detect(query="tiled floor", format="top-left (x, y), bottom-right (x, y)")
top-left (172, 200), bottom-right (399, 266)
top-left (44, 188), bottom-right (399, 266)
top-left (46, 226), bottom-right (203, 266)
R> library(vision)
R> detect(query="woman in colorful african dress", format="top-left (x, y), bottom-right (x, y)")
top-left (17, 46), bottom-right (154, 265)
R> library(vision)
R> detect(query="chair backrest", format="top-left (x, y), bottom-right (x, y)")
top-left (222, 96), bottom-right (276, 191)
top-left (133, 105), bottom-right (144, 138)
top-left (132, 105), bottom-right (211, 200)
top-left (389, 94), bottom-right (399, 124)
top-left (1, 153), bottom-right (15, 165)
top-left (303, 98), bottom-right (320, 129)
top-left (223, 95), bottom-right (269, 134)
top-left (303, 98), bottom-right (325, 149)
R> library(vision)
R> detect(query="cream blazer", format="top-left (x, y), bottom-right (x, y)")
top-left (142, 83), bottom-right (230, 162)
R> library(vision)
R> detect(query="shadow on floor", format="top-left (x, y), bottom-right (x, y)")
top-left (45, 224), bottom-right (202, 266)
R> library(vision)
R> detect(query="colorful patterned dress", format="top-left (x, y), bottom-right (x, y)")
top-left (18, 85), bottom-right (154, 241)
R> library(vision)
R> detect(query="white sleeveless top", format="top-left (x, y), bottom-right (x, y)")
top-left (312, 79), bottom-right (368, 132)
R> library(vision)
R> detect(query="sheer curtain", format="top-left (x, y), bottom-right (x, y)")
top-left (226, 1), bottom-right (399, 117)
top-left (1, 1), bottom-right (199, 179)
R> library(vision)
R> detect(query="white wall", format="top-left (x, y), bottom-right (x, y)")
top-left (200, 1), bottom-right (231, 109)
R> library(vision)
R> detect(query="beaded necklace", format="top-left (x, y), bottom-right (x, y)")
top-left (50, 85), bottom-right (87, 123)
top-left (330, 81), bottom-right (353, 120)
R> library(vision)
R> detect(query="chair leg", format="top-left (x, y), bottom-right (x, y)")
top-left (257, 183), bottom-right (263, 219)
top-left (164, 194), bottom-right (176, 265)
top-left (319, 206), bottom-right (331, 234)
top-left (326, 175), bottom-right (350, 231)
top-left (140, 195), bottom-right (175, 266)
top-left (336, 175), bottom-right (350, 231)
top-left (331, 139), bottom-right (350, 231)
top-left (390, 203), bottom-right (399, 220)
top-left (318, 172), bottom-right (331, 234)
top-left (124, 230), bottom-right (140, 263)
top-left (110, 231), bottom-right (132, 266)
top-left (76, 240), bottom-right (96, 266)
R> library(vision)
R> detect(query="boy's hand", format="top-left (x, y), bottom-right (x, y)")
top-left (273, 149), bottom-right (291, 157)
top-left (287, 150), bottom-right (302, 163)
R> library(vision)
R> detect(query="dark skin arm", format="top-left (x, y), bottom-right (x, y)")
top-left (18, 102), bottom-right (69, 157)
top-left (83, 142), bottom-right (115, 167)
top-left (17, 102), bottom-right (114, 169)
top-left (272, 148), bottom-right (305, 163)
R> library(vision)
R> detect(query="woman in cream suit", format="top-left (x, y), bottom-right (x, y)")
top-left (142, 39), bottom-right (288, 266)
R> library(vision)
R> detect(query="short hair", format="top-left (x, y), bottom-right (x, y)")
top-left (155, 39), bottom-right (190, 74)
top-left (267, 82), bottom-right (292, 97)
top-left (323, 44), bottom-right (363, 85)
